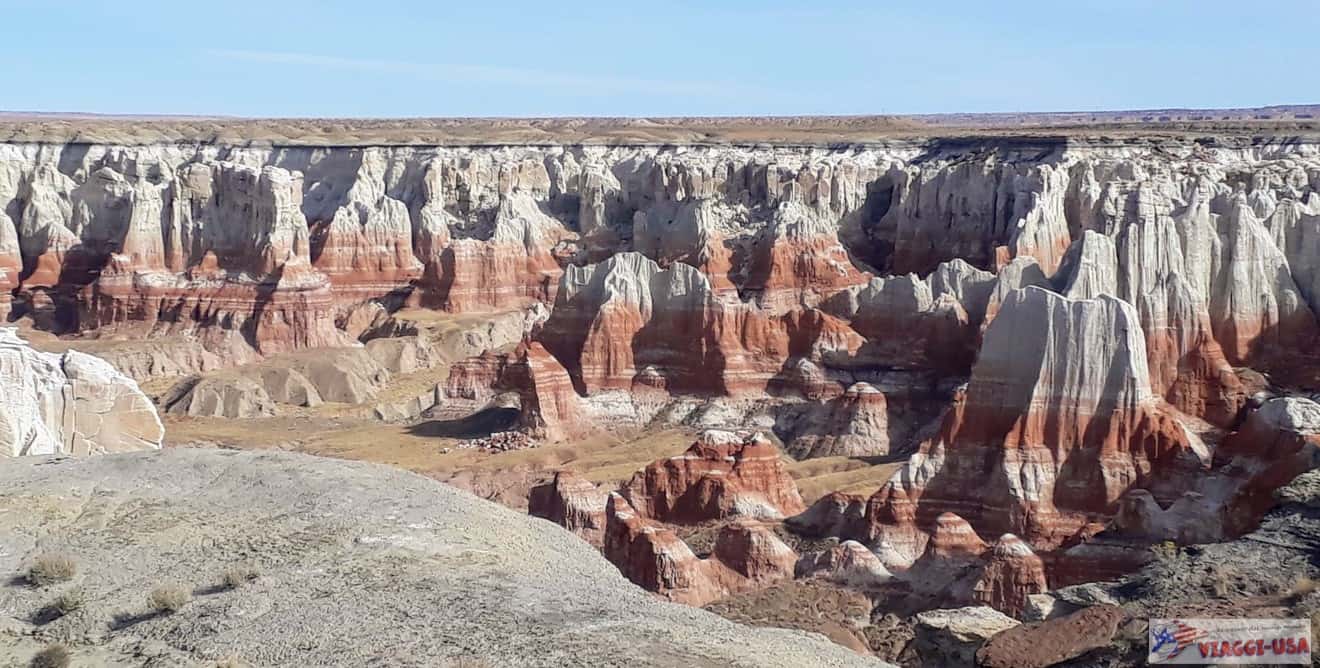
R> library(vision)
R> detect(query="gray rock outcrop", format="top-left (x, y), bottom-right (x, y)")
top-left (0, 328), bottom-right (164, 456)
top-left (0, 449), bottom-right (889, 667)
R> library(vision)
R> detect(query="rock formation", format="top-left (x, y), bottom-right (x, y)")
top-left (602, 492), bottom-right (797, 606)
top-left (620, 430), bottom-right (806, 523)
top-left (967, 534), bottom-right (1049, 617)
top-left (0, 211), bottom-right (19, 320)
top-left (504, 342), bottom-right (588, 442)
top-left (911, 606), bottom-right (1020, 668)
top-left (161, 347), bottom-right (390, 418)
top-left (865, 287), bottom-right (1207, 571)
top-left (7, 130), bottom-right (1320, 638)
top-left (0, 328), bottom-right (163, 456)
top-left (797, 539), bottom-right (894, 587)
top-left (529, 470), bottom-right (609, 546)
top-left (975, 604), bottom-right (1127, 668)
top-left (787, 382), bottom-right (891, 458)
top-left (1113, 395), bottom-right (1320, 543)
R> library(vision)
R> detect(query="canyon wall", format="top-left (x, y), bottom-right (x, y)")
top-left (4, 137), bottom-right (1320, 517)
top-left (4, 139), bottom-right (1316, 378)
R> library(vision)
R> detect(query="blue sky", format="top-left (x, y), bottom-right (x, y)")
top-left (3, 0), bottom-right (1317, 117)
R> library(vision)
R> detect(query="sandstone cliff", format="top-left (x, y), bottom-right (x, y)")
top-left (0, 328), bottom-right (162, 457)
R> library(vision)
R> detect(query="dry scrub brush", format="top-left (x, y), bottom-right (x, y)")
top-left (26, 554), bottom-right (76, 586)
top-left (149, 584), bottom-right (192, 614)
top-left (221, 564), bottom-right (260, 590)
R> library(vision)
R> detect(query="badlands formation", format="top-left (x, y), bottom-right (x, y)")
top-left (2, 117), bottom-right (1320, 664)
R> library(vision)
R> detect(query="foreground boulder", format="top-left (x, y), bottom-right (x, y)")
top-left (0, 328), bottom-right (163, 457)
top-left (0, 449), bottom-right (887, 667)
top-left (911, 606), bottom-right (1020, 668)
top-left (976, 604), bottom-right (1127, 668)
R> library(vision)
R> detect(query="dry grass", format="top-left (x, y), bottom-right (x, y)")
top-left (214, 657), bottom-right (250, 668)
top-left (222, 564), bottom-right (260, 590)
top-left (1208, 564), bottom-right (1239, 598)
top-left (29, 644), bottom-right (71, 668)
top-left (788, 457), bottom-right (903, 503)
top-left (149, 584), bottom-right (192, 613)
top-left (26, 554), bottom-right (76, 587)
top-left (1289, 576), bottom-right (1318, 601)
top-left (1151, 541), bottom-right (1181, 562)
top-left (48, 588), bottom-right (86, 617)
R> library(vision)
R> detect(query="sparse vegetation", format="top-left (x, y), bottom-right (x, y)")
top-left (221, 564), bottom-right (260, 590)
top-left (214, 656), bottom-right (250, 668)
top-left (1150, 540), bottom-right (1180, 562)
top-left (26, 554), bottom-right (77, 587)
top-left (1289, 576), bottom-right (1318, 601)
top-left (1207, 565), bottom-right (1239, 598)
top-left (29, 644), bottom-right (72, 668)
top-left (48, 587), bottom-right (86, 617)
top-left (149, 584), bottom-right (192, 614)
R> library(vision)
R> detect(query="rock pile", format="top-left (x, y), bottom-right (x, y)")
top-left (460, 431), bottom-right (538, 452)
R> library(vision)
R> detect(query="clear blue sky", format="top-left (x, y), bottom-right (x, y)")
top-left (4, 0), bottom-right (1317, 117)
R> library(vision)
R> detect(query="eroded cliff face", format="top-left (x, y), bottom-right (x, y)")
top-left (3, 140), bottom-right (1317, 374)
top-left (6, 137), bottom-right (1320, 618)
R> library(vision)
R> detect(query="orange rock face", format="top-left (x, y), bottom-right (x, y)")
top-left (505, 342), bottom-right (588, 442)
top-left (621, 430), bottom-right (806, 524)
top-left (602, 493), bottom-right (796, 606)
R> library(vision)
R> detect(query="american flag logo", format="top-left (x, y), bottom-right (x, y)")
top-left (1151, 620), bottom-right (1208, 659)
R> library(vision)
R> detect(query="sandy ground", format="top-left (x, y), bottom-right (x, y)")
top-left (163, 411), bottom-right (901, 510)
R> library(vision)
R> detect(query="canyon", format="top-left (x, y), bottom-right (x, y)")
top-left (3, 116), bottom-right (1320, 665)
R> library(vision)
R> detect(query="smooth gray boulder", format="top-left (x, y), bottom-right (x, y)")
top-left (0, 449), bottom-right (889, 667)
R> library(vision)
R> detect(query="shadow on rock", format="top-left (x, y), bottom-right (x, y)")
top-left (406, 407), bottom-right (520, 439)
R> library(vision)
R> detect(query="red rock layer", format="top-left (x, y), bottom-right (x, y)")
top-left (970, 534), bottom-right (1049, 617)
top-left (443, 352), bottom-right (508, 405)
top-left (310, 219), bottom-right (421, 301)
top-left (926, 512), bottom-right (989, 560)
top-left (0, 220), bottom-right (16, 318)
top-left (621, 430), bottom-right (806, 523)
top-left (863, 288), bottom-right (1208, 574)
top-left (602, 493), bottom-right (796, 606)
top-left (504, 342), bottom-right (588, 443)
top-left (543, 251), bottom-right (866, 397)
top-left (1139, 279), bottom-right (1249, 427)
top-left (528, 470), bottom-right (609, 546)
top-left (425, 194), bottom-right (575, 312)
top-left (744, 203), bottom-right (871, 311)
